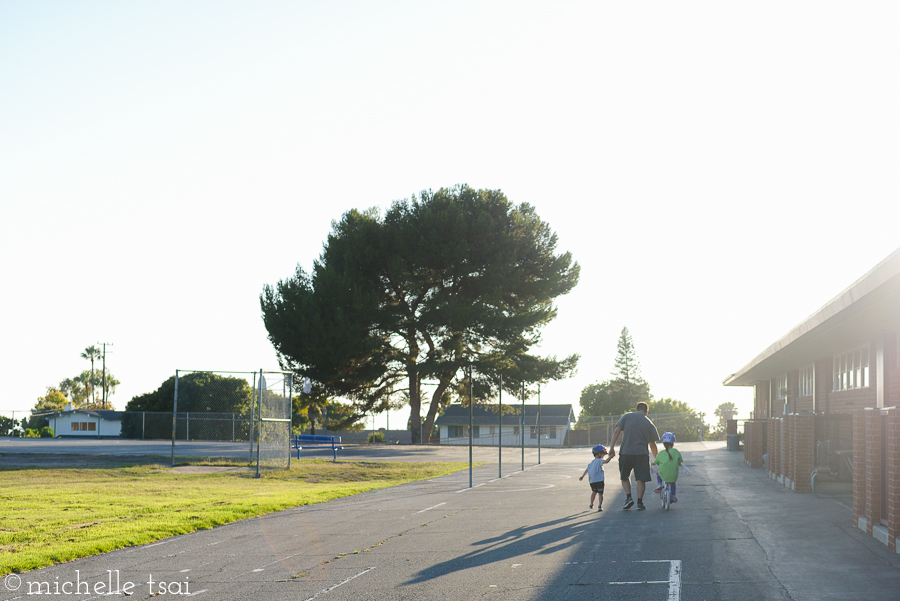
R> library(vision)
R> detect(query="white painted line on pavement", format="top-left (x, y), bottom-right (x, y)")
top-left (416, 502), bottom-right (447, 514)
top-left (614, 560), bottom-right (679, 601)
top-left (301, 567), bottom-right (376, 601)
top-left (186, 588), bottom-right (208, 596)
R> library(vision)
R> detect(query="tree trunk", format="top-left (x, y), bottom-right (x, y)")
top-left (408, 370), bottom-right (422, 443)
top-left (422, 378), bottom-right (451, 444)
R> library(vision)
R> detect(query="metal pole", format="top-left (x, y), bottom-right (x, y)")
top-left (469, 364), bottom-right (473, 489)
top-left (142, 412), bottom-right (145, 440)
top-left (286, 374), bottom-right (292, 470)
top-left (521, 381), bottom-right (525, 471)
top-left (537, 383), bottom-right (541, 465)
top-left (255, 369), bottom-right (262, 478)
top-left (498, 374), bottom-right (502, 479)
top-left (699, 412), bottom-right (704, 442)
top-left (250, 372), bottom-right (256, 466)
top-left (171, 371), bottom-right (178, 467)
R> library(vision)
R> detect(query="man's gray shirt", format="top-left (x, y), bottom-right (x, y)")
top-left (615, 411), bottom-right (660, 455)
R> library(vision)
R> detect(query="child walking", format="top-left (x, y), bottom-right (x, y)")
top-left (652, 432), bottom-right (684, 502)
top-left (579, 444), bottom-right (611, 511)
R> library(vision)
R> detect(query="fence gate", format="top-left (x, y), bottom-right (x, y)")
top-left (169, 370), bottom-right (292, 472)
top-left (253, 370), bottom-right (293, 476)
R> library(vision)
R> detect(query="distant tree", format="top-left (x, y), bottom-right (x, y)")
top-left (613, 327), bottom-right (641, 383)
top-left (714, 402), bottom-right (737, 426)
top-left (33, 389), bottom-right (68, 412)
top-left (578, 379), bottom-right (651, 421)
top-left (578, 327), bottom-right (650, 424)
top-left (261, 185), bottom-right (579, 443)
top-left (122, 373), bottom-right (253, 439)
top-left (650, 397), bottom-right (706, 442)
top-left (58, 377), bottom-right (87, 407)
top-left (80, 346), bottom-right (102, 405)
top-left (0, 415), bottom-right (18, 436)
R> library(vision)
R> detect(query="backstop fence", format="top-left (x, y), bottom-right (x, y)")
top-left (169, 370), bottom-right (292, 473)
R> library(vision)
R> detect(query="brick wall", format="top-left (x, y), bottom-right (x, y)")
top-left (789, 414), bottom-right (815, 493)
top-left (744, 420), bottom-right (765, 468)
top-left (853, 408), bottom-right (867, 527)
top-left (864, 409), bottom-right (882, 537)
top-left (768, 418), bottom-right (782, 479)
top-left (887, 408), bottom-right (899, 552)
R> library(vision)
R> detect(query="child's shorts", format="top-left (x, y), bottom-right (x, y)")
top-left (589, 481), bottom-right (605, 493)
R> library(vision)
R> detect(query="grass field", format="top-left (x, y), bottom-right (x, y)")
top-left (0, 456), bottom-right (467, 575)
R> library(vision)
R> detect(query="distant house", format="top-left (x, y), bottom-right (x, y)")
top-left (49, 409), bottom-right (123, 437)
top-left (435, 404), bottom-right (575, 446)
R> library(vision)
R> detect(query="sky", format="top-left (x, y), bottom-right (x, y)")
top-left (3, 2), bottom-right (899, 431)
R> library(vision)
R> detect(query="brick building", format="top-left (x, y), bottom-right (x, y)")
top-left (724, 247), bottom-right (900, 551)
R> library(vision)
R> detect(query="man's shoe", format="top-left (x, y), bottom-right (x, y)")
top-left (636, 502), bottom-right (646, 510)
top-left (622, 498), bottom-right (634, 509)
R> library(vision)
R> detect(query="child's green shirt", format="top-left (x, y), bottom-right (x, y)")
top-left (652, 447), bottom-right (683, 483)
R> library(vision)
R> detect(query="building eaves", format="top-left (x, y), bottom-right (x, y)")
top-left (724, 247), bottom-right (900, 387)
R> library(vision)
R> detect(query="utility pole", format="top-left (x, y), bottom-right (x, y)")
top-left (98, 343), bottom-right (113, 409)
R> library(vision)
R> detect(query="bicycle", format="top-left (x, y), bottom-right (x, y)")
top-left (659, 480), bottom-right (673, 510)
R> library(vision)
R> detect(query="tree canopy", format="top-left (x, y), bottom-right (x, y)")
top-left (260, 185), bottom-right (580, 442)
top-left (122, 372), bottom-right (253, 439)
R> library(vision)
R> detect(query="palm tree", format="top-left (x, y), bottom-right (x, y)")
top-left (80, 346), bottom-right (101, 405)
top-left (714, 402), bottom-right (738, 427)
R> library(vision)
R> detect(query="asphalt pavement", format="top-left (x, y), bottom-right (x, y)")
top-left (3, 440), bottom-right (900, 600)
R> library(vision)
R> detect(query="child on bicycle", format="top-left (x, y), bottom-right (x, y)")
top-left (579, 444), bottom-right (612, 511)
top-left (652, 432), bottom-right (684, 502)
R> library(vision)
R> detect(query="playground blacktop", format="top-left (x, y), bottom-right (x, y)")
top-left (2, 438), bottom-right (899, 600)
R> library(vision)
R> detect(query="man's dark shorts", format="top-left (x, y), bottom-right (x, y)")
top-left (589, 481), bottom-right (605, 493)
top-left (618, 454), bottom-right (652, 482)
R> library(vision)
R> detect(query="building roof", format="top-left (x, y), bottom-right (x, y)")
top-left (435, 404), bottom-right (575, 427)
top-left (51, 409), bottom-right (123, 421)
top-left (724, 247), bottom-right (900, 386)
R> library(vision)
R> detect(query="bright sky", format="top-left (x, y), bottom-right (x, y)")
top-left (3, 2), bottom-right (899, 431)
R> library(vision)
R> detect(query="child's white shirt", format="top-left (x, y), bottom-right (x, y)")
top-left (586, 457), bottom-right (605, 483)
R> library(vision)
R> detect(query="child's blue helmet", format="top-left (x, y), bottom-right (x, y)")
top-left (592, 444), bottom-right (606, 455)
top-left (661, 432), bottom-right (676, 444)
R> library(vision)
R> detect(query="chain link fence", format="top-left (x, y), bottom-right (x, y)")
top-left (165, 370), bottom-right (292, 472)
top-left (578, 412), bottom-right (709, 446)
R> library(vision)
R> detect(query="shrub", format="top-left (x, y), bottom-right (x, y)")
top-left (39, 426), bottom-right (55, 438)
top-left (367, 431), bottom-right (385, 443)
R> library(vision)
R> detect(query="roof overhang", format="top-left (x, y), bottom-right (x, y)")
top-left (724, 247), bottom-right (900, 387)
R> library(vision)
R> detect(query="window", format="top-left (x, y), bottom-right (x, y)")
top-left (513, 426), bottom-right (520, 436)
top-left (448, 426), bottom-right (466, 438)
top-left (548, 428), bottom-right (557, 439)
top-left (530, 426), bottom-right (538, 439)
top-left (833, 346), bottom-right (870, 391)
top-left (774, 374), bottom-right (789, 400)
top-left (87, 422), bottom-right (96, 431)
top-left (799, 365), bottom-right (814, 397)
top-left (472, 426), bottom-right (480, 438)
top-left (72, 422), bottom-right (80, 431)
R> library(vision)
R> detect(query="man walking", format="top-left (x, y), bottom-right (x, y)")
top-left (608, 402), bottom-right (659, 510)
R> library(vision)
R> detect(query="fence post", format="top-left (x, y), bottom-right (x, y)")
top-left (171, 371), bottom-right (179, 467)
top-left (142, 412), bottom-right (145, 440)
top-left (699, 413), bottom-right (704, 442)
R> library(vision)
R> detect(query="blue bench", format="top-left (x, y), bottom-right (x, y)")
top-left (292, 434), bottom-right (343, 461)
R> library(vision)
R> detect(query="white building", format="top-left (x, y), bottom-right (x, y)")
top-left (49, 409), bottom-right (123, 437)
top-left (435, 404), bottom-right (575, 447)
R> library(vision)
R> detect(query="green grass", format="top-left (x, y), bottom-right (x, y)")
top-left (0, 459), bottom-right (467, 575)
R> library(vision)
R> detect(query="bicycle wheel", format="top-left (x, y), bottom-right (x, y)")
top-left (662, 485), bottom-right (671, 510)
